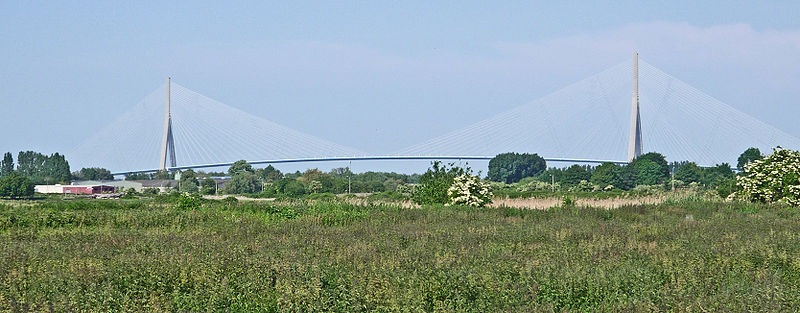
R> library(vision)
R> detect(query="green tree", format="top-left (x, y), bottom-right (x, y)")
top-left (675, 162), bottom-right (702, 184)
top-left (200, 178), bottom-right (216, 195)
top-left (702, 163), bottom-right (734, 187)
top-left (561, 165), bottom-right (591, 186)
top-left (630, 152), bottom-right (669, 185)
top-left (487, 152), bottom-right (547, 183)
top-left (179, 169), bottom-right (199, 193)
top-left (73, 167), bottom-right (113, 180)
top-left (612, 165), bottom-right (637, 190)
top-left (0, 152), bottom-right (13, 177)
top-left (412, 161), bottom-right (467, 205)
top-left (224, 171), bottom-right (261, 194)
top-left (633, 160), bottom-right (663, 186)
top-left (590, 162), bottom-right (618, 188)
top-left (737, 147), bottom-right (763, 171)
top-left (282, 179), bottom-right (306, 197)
top-left (0, 172), bottom-right (34, 199)
top-left (256, 165), bottom-right (283, 182)
top-left (228, 160), bottom-right (254, 176)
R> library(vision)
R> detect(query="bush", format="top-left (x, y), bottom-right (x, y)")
top-left (0, 172), bottom-right (34, 199)
top-left (412, 161), bottom-right (467, 205)
top-left (487, 152), bottom-right (546, 183)
top-left (736, 147), bottom-right (800, 205)
top-left (177, 193), bottom-right (202, 210)
top-left (447, 174), bottom-right (492, 207)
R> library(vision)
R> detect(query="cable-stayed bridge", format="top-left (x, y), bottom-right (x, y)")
top-left (68, 54), bottom-right (800, 175)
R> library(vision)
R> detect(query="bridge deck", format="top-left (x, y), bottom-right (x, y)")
top-left (112, 156), bottom-right (628, 175)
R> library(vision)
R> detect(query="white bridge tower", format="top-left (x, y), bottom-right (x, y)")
top-left (628, 52), bottom-right (643, 162)
top-left (159, 77), bottom-right (177, 171)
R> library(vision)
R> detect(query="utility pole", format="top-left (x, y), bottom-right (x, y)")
top-left (550, 174), bottom-right (555, 192)
top-left (347, 161), bottom-right (352, 194)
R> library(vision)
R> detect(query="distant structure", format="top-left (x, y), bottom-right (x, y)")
top-left (628, 52), bottom-right (643, 162)
top-left (160, 77), bottom-right (177, 170)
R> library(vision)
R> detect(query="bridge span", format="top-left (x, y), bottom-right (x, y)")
top-left (112, 156), bottom-right (628, 176)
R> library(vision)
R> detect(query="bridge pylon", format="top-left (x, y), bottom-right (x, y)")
top-left (628, 52), bottom-right (643, 162)
top-left (159, 77), bottom-right (177, 171)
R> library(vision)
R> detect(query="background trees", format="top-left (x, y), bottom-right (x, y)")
top-left (72, 167), bottom-right (113, 181)
top-left (412, 161), bottom-right (467, 205)
top-left (1, 152), bottom-right (13, 177)
top-left (737, 147), bottom-right (763, 171)
top-left (15, 151), bottom-right (71, 184)
top-left (590, 162), bottom-right (618, 188)
top-left (0, 172), bottom-right (34, 199)
top-left (487, 152), bottom-right (546, 183)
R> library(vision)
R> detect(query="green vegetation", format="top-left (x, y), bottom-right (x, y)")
top-left (13, 151), bottom-right (71, 184)
top-left (412, 161), bottom-right (468, 205)
top-left (1, 197), bottom-right (798, 311)
top-left (0, 172), bottom-right (34, 199)
top-left (735, 147), bottom-right (800, 205)
top-left (738, 147), bottom-right (763, 171)
top-left (72, 167), bottom-right (114, 181)
top-left (487, 152), bottom-right (546, 183)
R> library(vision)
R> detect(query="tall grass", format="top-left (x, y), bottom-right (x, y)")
top-left (0, 198), bottom-right (798, 311)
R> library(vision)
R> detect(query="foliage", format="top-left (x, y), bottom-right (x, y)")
top-left (412, 161), bottom-right (468, 205)
top-left (2, 199), bottom-right (800, 311)
top-left (561, 165), bottom-right (591, 186)
top-left (256, 165), bottom-right (283, 182)
top-left (487, 152), bottom-right (546, 183)
top-left (446, 174), bottom-right (492, 207)
top-left (630, 152), bottom-right (669, 184)
top-left (176, 193), bottom-right (202, 210)
top-left (282, 179), bottom-right (306, 197)
top-left (738, 147), bottom-right (763, 171)
top-left (200, 178), bottom-right (216, 195)
top-left (0, 152), bottom-right (13, 177)
top-left (306, 180), bottom-right (322, 194)
top-left (72, 167), bottom-right (113, 180)
top-left (590, 162), bottom-right (617, 188)
top-left (674, 162), bottom-right (702, 184)
top-left (736, 147), bottom-right (800, 205)
top-left (632, 160), bottom-right (663, 186)
top-left (15, 151), bottom-right (72, 184)
top-left (0, 172), bottom-right (34, 199)
top-left (228, 160), bottom-right (254, 176)
top-left (224, 171), bottom-right (261, 194)
top-left (178, 169), bottom-right (199, 193)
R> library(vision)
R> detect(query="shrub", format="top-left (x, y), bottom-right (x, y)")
top-left (447, 174), bottom-right (492, 207)
top-left (412, 161), bottom-right (467, 205)
top-left (487, 152), bottom-right (546, 183)
top-left (177, 193), bottom-right (202, 210)
top-left (736, 147), bottom-right (800, 205)
top-left (0, 172), bottom-right (34, 199)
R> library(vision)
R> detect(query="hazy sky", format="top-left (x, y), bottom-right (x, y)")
top-left (2, 1), bottom-right (800, 172)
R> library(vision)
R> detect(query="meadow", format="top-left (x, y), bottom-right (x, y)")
top-left (1, 196), bottom-right (799, 312)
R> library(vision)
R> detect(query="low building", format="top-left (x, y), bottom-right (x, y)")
top-left (35, 184), bottom-right (116, 194)
top-left (63, 185), bottom-right (115, 194)
top-left (72, 180), bottom-right (144, 192)
top-left (35, 184), bottom-right (67, 194)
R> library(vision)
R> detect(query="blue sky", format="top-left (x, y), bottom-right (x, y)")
top-left (2, 1), bottom-right (800, 172)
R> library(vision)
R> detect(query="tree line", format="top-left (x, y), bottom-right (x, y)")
top-left (486, 150), bottom-right (756, 197)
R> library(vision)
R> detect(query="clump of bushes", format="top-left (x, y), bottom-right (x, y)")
top-left (735, 147), bottom-right (800, 205)
top-left (412, 162), bottom-right (493, 207)
top-left (447, 174), bottom-right (492, 207)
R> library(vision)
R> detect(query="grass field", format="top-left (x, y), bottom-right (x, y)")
top-left (1, 197), bottom-right (799, 312)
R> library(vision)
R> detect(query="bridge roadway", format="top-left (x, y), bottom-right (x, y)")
top-left (111, 156), bottom-right (628, 175)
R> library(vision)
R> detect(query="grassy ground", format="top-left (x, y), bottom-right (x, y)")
top-left (1, 197), bottom-right (799, 312)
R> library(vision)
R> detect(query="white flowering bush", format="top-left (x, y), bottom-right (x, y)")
top-left (447, 174), bottom-right (493, 207)
top-left (736, 147), bottom-right (800, 206)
